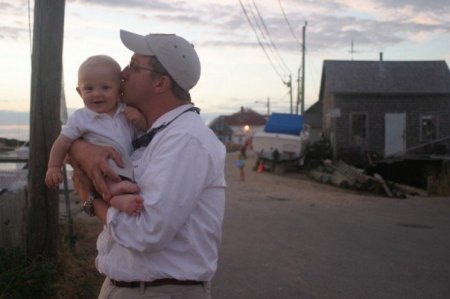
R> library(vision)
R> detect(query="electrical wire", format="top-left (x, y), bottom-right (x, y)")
top-left (245, 0), bottom-right (281, 73)
top-left (238, 0), bottom-right (288, 85)
top-left (250, 0), bottom-right (291, 75)
top-left (278, 0), bottom-right (302, 49)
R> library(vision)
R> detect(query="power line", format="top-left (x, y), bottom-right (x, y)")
top-left (238, 0), bottom-right (288, 84)
top-left (250, 0), bottom-right (291, 75)
top-left (246, 0), bottom-right (284, 74)
top-left (278, 0), bottom-right (302, 49)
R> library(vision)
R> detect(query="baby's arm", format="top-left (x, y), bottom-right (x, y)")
top-left (45, 134), bottom-right (73, 189)
top-left (123, 106), bottom-right (148, 131)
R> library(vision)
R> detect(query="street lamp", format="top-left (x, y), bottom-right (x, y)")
top-left (255, 97), bottom-right (270, 116)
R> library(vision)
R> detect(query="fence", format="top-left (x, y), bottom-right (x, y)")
top-left (0, 190), bottom-right (26, 248)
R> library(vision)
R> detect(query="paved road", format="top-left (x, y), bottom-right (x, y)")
top-left (212, 153), bottom-right (450, 299)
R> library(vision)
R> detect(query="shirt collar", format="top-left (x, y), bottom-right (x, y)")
top-left (148, 104), bottom-right (194, 132)
top-left (85, 102), bottom-right (126, 120)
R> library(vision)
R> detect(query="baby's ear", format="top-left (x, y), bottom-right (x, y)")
top-left (76, 86), bottom-right (81, 96)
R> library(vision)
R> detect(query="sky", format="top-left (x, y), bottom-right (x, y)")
top-left (0, 0), bottom-right (449, 140)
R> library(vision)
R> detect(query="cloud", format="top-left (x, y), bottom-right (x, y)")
top-left (0, 1), bottom-right (31, 40)
top-left (230, 0), bottom-right (450, 55)
top-left (68, 0), bottom-right (175, 10)
top-left (1, 0), bottom-right (449, 55)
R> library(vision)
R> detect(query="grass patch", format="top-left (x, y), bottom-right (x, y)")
top-left (52, 220), bottom-right (104, 299)
top-left (0, 215), bottom-right (103, 299)
top-left (0, 248), bottom-right (56, 298)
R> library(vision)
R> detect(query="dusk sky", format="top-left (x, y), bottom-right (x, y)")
top-left (0, 0), bottom-right (449, 140)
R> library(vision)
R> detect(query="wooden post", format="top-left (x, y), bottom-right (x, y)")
top-left (26, 0), bottom-right (65, 259)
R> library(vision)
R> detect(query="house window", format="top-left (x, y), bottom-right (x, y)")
top-left (350, 113), bottom-right (368, 142)
top-left (420, 115), bottom-right (437, 142)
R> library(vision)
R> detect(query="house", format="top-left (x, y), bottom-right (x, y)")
top-left (302, 100), bottom-right (322, 142)
top-left (317, 58), bottom-right (450, 162)
top-left (209, 107), bottom-right (266, 146)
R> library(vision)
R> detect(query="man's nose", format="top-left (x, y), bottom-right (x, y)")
top-left (121, 67), bottom-right (130, 80)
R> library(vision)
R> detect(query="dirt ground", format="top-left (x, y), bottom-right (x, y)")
top-left (225, 150), bottom-right (375, 205)
top-left (65, 150), bottom-right (392, 297)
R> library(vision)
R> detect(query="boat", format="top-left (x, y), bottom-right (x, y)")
top-left (252, 113), bottom-right (310, 171)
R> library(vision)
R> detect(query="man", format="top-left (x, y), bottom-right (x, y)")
top-left (70, 30), bottom-right (226, 299)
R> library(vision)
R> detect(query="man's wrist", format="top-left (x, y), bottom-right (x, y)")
top-left (82, 191), bottom-right (100, 217)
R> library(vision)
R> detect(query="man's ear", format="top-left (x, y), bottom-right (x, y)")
top-left (153, 75), bottom-right (171, 93)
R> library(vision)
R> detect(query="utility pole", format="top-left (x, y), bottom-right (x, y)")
top-left (288, 74), bottom-right (293, 114)
top-left (27, 0), bottom-right (65, 259)
top-left (349, 40), bottom-right (355, 60)
top-left (295, 21), bottom-right (307, 115)
top-left (301, 21), bottom-right (307, 114)
top-left (296, 67), bottom-right (300, 115)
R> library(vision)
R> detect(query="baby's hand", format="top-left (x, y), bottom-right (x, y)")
top-left (45, 166), bottom-right (63, 189)
top-left (124, 106), bottom-right (147, 131)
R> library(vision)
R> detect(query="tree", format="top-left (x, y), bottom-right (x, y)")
top-left (26, 0), bottom-right (65, 259)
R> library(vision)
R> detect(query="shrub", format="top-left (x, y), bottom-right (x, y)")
top-left (0, 248), bottom-right (56, 298)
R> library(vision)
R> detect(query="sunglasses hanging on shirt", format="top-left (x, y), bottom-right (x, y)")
top-left (132, 107), bottom-right (200, 150)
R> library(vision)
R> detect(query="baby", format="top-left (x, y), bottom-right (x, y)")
top-left (45, 55), bottom-right (145, 215)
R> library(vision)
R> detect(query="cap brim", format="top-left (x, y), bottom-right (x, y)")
top-left (120, 30), bottom-right (155, 56)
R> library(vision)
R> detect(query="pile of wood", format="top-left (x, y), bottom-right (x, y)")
top-left (309, 160), bottom-right (427, 198)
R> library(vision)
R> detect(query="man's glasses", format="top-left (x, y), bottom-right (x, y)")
top-left (127, 61), bottom-right (164, 74)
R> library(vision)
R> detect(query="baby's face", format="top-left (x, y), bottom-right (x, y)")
top-left (77, 65), bottom-right (121, 115)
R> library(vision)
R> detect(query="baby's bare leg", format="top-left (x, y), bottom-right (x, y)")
top-left (107, 180), bottom-right (143, 215)
top-left (110, 193), bottom-right (143, 215)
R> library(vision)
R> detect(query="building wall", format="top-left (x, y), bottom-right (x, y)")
top-left (332, 94), bottom-right (450, 157)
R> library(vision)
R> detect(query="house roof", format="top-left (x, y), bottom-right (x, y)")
top-left (221, 107), bottom-right (266, 126)
top-left (303, 101), bottom-right (322, 128)
top-left (320, 60), bottom-right (450, 97)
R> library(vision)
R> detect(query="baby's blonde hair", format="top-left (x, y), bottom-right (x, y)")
top-left (78, 55), bottom-right (121, 84)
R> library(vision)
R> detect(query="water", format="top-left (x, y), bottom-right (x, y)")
top-left (0, 150), bottom-right (25, 171)
top-left (0, 147), bottom-right (74, 192)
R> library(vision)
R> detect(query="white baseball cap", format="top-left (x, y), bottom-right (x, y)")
top-left (120, 29), bottom-right (201, 91)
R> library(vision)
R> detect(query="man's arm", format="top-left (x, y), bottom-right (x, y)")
top-left (72, 158), bottom-right (140, 224)
top-left (69, 139), bottom-right (123, 199)
top-left (71, 164), bottom-right (109, 224)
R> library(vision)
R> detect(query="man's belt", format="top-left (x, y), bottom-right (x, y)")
top-left (110, 278), bottom-right (203, 288)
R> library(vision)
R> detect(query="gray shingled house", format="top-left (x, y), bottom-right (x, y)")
top-left (317, 58), bottom-right (450, 162)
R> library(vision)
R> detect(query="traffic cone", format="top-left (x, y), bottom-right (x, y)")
top-left (257, 162), bottom-right (264, 173)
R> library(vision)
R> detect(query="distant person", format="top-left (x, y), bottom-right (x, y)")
top-left (68, 29), bottom-right (226, 299)
top-left (45, 55), bottom-right (147, 215)
top-left (271, 148), bottom-right (280, 170)
top-left (236, 145), bottom-right (247, 181)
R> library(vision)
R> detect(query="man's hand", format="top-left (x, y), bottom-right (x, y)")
top-left (69, 140), bottom-right (123, 200)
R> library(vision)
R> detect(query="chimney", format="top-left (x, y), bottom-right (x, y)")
top-left (379, 52), bottom-right (383, 61)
